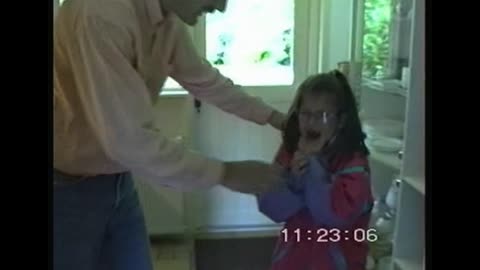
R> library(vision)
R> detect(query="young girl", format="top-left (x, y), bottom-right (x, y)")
top-left (257, 70), bottom-right (373, 270)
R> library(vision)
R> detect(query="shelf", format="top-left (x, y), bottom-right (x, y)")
top-left (362, 79), bottom-right (407, 97)
top-left (394, 258), bottom-right (423, 270)
top-left (369, 149), bottom-right (402, 171)
top-left (150, 239), bottom-right (193, 270)
top-left (403, 176), bottom-right (425, 195)
top-left (194, 225), bottom-right (282, 239)
top-left (148, 225), bottom-right (188, 235)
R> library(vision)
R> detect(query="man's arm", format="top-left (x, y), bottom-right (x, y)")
top-left (169, 20), bottom-right (285, 129)
top-left (65, 14), bottom-right (225, 190)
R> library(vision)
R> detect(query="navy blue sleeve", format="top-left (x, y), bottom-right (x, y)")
top-left (257, 172), bottom-right (305, 223)
top-left (302, 157), bottom-right (369, 229)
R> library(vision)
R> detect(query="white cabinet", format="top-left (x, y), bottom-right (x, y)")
top-left (135, 181), bottom-right (186, 235)
top-left (392, 0), bottom-right (425, 268)
top-left (349, 0), bottom-right (424, 269)
top-left (186, 101), bottom-right (290, 233)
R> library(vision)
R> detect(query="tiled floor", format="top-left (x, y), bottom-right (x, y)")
top-left (150, 237), bottom-right (277, 270)
top-left (150, 239), bottom-right (194, 270)
top-left (150, 237), bottom-right (384, 270)
top-left (195, 237), bottom-right (276, 270)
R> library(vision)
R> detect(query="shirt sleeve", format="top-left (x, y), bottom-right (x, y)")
top-left (68, 15), bottom-right (224, 190)
top-left (256, 146), bottom-right (305, 223)
top-left (169, 21), bottom-right (274, 125)
top-left (257, 179), bottom-right (305, 223)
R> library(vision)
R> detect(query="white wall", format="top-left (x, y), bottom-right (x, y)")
top-left (186, 101), bottom-right (289, 230)
top-left (319, 0), bottom-right (354, 72)
top-left (54, 0), bottom-right (60, 19)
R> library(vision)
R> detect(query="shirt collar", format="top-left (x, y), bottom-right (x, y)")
top-left (146, 0), bottom-right (165, 25)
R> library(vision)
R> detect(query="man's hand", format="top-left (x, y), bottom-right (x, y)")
top-left (221, 161), bottom-right (284, 194)
top-left (267, 110), bottom-right (287, 131)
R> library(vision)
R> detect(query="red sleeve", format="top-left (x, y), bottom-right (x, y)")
top-left (303, 153), bottom-right (373, 228)
top-left (330, 154), bottom-right (372, 220)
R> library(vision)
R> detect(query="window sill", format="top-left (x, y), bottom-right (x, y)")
top-left (160, 89), bottom-right (189, 98)
top-left (160, 86), bottom-right (295, 103)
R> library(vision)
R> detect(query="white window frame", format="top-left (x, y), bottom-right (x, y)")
top-left (162, 0), bottom-right (323, 103)
top-left (54, 0), bottom-right (60, 19)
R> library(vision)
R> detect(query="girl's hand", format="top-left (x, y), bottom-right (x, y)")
top-left (291, 150), bottom-right (309, 176)
top-left (293, 134), bottom-right (332, 176)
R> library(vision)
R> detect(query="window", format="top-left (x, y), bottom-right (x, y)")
top-left (163, 78), bottom-right (182, 90)
top-left (165, 0), bottom-right (315, 99)
top-left (362, 0), bottom-right (392, 78)
top-left (59, 0), bottom-right (317, 99)
top-left (205, 0), bottom-right (294, 86)
top-left (361, 0), bottom-right (412, 80)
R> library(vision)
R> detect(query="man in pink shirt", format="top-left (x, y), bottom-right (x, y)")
top-left (54, 0), bottom-right (286, 269)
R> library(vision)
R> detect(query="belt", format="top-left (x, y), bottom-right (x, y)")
top-left (53, 169), bottom-right (127, 185)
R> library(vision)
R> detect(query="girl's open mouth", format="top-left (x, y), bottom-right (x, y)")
top-left (305, 130), bottom-right (321, 140)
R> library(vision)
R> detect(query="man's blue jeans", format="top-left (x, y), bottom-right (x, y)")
top-left (53, 170), bottom-right (154, 270)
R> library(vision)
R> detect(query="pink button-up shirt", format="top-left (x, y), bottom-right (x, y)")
top-left (54, 0), bottom-right (275, 189)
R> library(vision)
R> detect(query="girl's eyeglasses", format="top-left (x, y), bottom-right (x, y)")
top-left (298, 111), bottom-right (339, 125)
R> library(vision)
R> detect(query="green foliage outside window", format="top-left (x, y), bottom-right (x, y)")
top-left (362, 0), bottom-right (392, 78)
